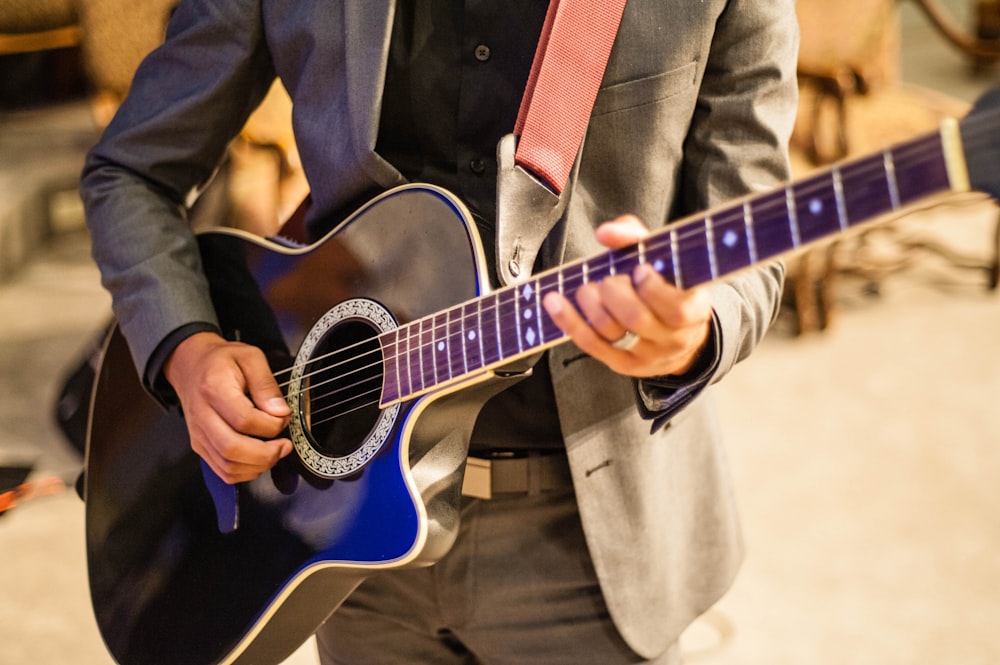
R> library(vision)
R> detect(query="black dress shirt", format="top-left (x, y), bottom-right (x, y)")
top-left (377, 0), bottom-right (565, 452)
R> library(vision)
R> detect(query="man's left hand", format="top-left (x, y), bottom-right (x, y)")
top-left (542, 214), bottom-right (713, 378)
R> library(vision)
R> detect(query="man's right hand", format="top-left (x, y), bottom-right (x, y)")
top-left (164, 332), bottom-right (293, 484)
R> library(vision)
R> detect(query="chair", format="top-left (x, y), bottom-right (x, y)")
top-left (787, 0), bottom-right (1000, 334)
top-left (0, 0), bottom-right (80, 56)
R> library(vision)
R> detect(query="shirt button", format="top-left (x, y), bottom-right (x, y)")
top-left (469, 158), bottom-right (486, 175)
top-left (474, 44), bottom-right (491, 62)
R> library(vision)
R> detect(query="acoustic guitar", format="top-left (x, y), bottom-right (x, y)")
top-left (85, 89), bottom-right (1000, 665)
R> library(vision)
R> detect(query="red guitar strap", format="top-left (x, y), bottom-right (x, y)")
top-left (514, 0), bottom-right (628, 194)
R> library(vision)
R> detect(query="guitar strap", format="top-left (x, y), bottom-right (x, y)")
top-left (495, 0), bottom-right (627, 285)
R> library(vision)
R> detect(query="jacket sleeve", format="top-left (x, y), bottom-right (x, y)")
top-left (80, 0), bottom-right (276, 388)
top-left (636, 0), bottom-right (799, 424)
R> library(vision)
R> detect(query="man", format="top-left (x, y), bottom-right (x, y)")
top-left (81, 1), bottom-right (798, 663)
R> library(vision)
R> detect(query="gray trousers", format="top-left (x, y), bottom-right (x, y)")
top-left (315, 488), bottom-right (680, 665)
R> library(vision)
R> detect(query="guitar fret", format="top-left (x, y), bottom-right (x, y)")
top-left (449, 308), bottom-right (464, 379)
top-left (383, 330), bottom-right (401, 403)
top-left (442, 310), bottom-right (455, 381)
top-left (749, 189), bottom-right (795, 262)
top-left (590, 253), bottom-right (613, 283)
top-left (832, 165), bottom-right (849, 230)
top-left (497, 288), bottom-right (520, 359)
top-left (560, 265), bottom-right (586, 312)
top-left (513, 286), bottom-right (523, 353)
top-left (467, 305), bottom-right (476, 374)
top-left (842, 153), bottom-right (895, 224)
top-left (785, 184), bottom-right (801, 248)
top-left (405, 323), bottom-right (416, 395)
top-left (533, 279), bottom-right (544, 346)
top-left (476, 301), bottom-right (485, 366)
top-left (413, 319), bottom-right (423, 391)
top-left (795, 172), bottom-right (841, 244)
top-left (537, 271), bottom-right (563, 342)
top-left (744, 200), bottom-right (759, 263)
top-left (705, 214), bottom-right (719, 280)
top-left (645, 234), bottom-right (674, 285)
top-left (419, 318), bottom-right (432, 389)
top-left (437, 314), bottom-right (449, 385)
top-left (669, 227), bottom-right (683, 289)
top-left (884, 148), bottom-right (901, 210)
top-left (675, 218), bottom-right (714, 287)
top-left (480, 292), bottom-right (501, 366)
top-left (518, 281), bottom-right (539, 350)
top-left (460, 309), bottom-right (470, 375)
top-left (894, 134), bottom-right (951, 206)
top-left (426, 318), bottom-right (433, 389)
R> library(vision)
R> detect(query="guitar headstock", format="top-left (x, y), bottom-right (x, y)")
top-left (961, 87), bottom-right (1000, 199)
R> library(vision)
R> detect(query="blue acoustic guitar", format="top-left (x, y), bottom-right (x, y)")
top-left (84, 89), bottom-right (1000, 665)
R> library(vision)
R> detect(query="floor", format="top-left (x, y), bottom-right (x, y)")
top-left (1, 4), bottom-right (999, 664)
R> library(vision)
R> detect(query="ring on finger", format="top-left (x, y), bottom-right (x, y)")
top-left (611, 330), bottom-right (640, 351)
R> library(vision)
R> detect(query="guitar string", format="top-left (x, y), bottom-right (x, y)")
top-left (284, 100), bottom-right (1000, 392)
top-left (281, 118), bottom-right (971, 390)
top-left (277, 145), bottom-right (899, 392)
top-left (282, 133), bottom-right (933, 390)
top-left (284, 108), bottom-right (1000, 425)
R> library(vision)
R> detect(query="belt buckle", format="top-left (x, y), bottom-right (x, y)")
top-left (462, 457), bottom-right (493, 499)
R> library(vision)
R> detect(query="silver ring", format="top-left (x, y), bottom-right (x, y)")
top-left (611, 330), bottom-right (640, 351)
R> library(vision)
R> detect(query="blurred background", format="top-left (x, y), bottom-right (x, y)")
top-left (1, 1), bottom-right (999, 663)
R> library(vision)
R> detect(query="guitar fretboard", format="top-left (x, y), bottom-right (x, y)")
top-left (379, 129), bottom-right (956, 405)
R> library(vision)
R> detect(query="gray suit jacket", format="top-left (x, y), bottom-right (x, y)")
top-left (82, 0), bottom-right (799, 657)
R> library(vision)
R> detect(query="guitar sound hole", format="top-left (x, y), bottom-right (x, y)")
top-left (300, 320), bottom-right (383, 458)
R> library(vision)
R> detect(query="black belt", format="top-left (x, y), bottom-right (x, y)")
top-left (462, 451), bottom-right (573, 499)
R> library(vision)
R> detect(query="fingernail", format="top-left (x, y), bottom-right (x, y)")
top-left (543, 293), bottom-right (562, 315)
top-left (633, 264), bottom-right (653, 285)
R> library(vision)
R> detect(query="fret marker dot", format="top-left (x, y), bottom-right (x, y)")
top-left (809, 198), bottom-right (823, 215)
top-left (524, 309), bottom-right (533, 320)
top-left (467, 331), bottom-right (477, 341)
top-left (525, 329), bottom-right (536, 345)
top-left (722, 229), bottom-right (739, 248)
top-left (437, 341), bottom-right (445, 352)
top-left (653, 259), bottom-right (666, 273)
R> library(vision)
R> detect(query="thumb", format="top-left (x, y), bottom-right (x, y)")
top-left (595, 214), bottom-right (650, 249)
top-left (238, 353), bottom-right (291, 418)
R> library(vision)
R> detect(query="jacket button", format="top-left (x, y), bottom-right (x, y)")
top-left (469, 158), bottom-right (486, 175)
top-left (474, 44), bottom-right (491, 62)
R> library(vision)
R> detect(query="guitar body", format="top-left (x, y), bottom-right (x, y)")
top-left (84, 185), bottom-right (519, 665)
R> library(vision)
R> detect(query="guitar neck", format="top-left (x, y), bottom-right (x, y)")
top-left (379, 121), bottom-right (968, 405)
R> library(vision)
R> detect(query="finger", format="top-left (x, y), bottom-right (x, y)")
top-left (191, 410), bottom-right (291, 483)
top-left (574, 277), bottom-right (635, 343)
top-left (631, 264), bottom-right (713, 331)
top-left (593, 272), bottom-right (657, 340)
top-left (543, 291), bottom-right (637, 363)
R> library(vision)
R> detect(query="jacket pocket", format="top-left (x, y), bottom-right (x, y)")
top-left (592, 61), bottom-right (698, 117)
